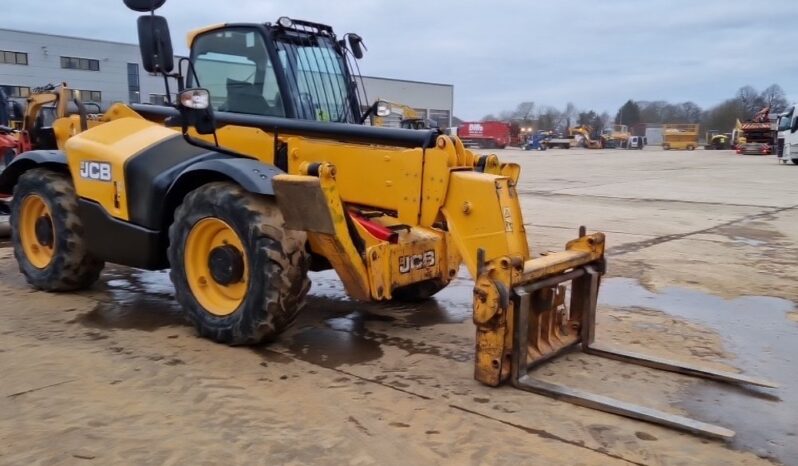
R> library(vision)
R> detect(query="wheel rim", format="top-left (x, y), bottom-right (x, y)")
top-left (184, 217), bottom-right (249, 316)
top-left (19, 194), bottom-right (55, 269)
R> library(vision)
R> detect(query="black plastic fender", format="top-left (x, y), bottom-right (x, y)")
top-left (0, 150), bottom-right (68, 194)
top-left (171, 157), bottom-right (282, 196)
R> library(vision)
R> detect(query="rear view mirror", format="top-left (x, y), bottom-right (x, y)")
top-left (177, 88), bottom-right (216, 135)
top-left (137, 15), bottom-right (174, 73)
top-left (348, 34), bottom-right (365, 59)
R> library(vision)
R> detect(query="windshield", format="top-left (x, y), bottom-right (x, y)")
top-left (191, 29), bottom-right (285, 117)
top-left (274, 32), bottom-right (357, 123)
top-left (778, 109), bottom-right (793, 131)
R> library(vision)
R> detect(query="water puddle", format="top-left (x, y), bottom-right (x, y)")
top-left (268, 270), bottom-right (476, 367)
top-left (286, 326), bottom-right (384, 369)
top-left (74, 268), bottom-right (185, 331)
top-left (729, 236), bottom-right (768, 248)
top-left (600, 278), bottom-right (797, 462)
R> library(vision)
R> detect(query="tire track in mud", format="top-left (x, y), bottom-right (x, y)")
top-left (449, 404), bottom-right (648, 466)
top-left (607, 204), bottom-right (798, 256)
top-left (257, 345), bottom-right (648, 466)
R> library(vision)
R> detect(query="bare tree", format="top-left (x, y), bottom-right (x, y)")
top-left (679, 101), bottom-right (702, 123)
top-left (537, 106), bottom-right (563, 131)
top-left (736, 85), bottom-right (764, 118)
top-left (760, 84), bottom-right (788, 113)
top-left (701, 98), bottom-right (744, 132)
top-left (514, 101), bottom-right (535, 120)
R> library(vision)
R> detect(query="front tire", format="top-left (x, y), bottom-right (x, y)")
top-left (10, 168), bottom-right (104, 291)
top-left (168, 182), bottom-right (310, 345)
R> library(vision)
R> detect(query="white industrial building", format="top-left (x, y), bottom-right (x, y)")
top-left (0, 28), bottom-right (453, 127)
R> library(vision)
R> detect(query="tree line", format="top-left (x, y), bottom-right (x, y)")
top-left (482, 84), bottom-right (790, 134)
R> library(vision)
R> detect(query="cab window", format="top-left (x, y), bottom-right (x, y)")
top-left (191, 29), bottom-right (284, 117)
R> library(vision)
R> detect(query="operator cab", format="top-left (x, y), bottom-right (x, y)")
top-left (186, 19), bottom-right (366, 124)
top-left (126, 0), bottom-right (368, 125)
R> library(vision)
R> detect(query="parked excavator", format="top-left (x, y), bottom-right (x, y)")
top-left (0, 88), bottom-right (19, 170)
top-left (601, 124), bottom-right (631, 148)
top-left (569, 124), bottom-right (603, 149)
top-left (0, 0), bottom-right (775, 439)
top-left (704, 130), bottom-right (731, 150)
top-left (368, 99), bottom-right (435, 130)
top-left (14, 82), bottom-right (104, 153)
top-left (0, 82), bottom-right (103, 236)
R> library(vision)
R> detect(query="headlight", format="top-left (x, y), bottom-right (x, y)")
top-left (179, 88), bottom-right (210, 109)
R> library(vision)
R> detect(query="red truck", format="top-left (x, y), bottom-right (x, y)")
top-left (457, 121), bottom-right (518, 149)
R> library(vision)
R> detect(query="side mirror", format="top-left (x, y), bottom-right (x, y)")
top-left (136, 15), bottom-right (174, 73)
top-left (347, 34), bottom-right (365, 59)
top-left (123, 0), bottom-right (166, 11)
top-left (792, 117), bottom-right (798, 133)
top-left (177, 88), bottom-right (216, 135)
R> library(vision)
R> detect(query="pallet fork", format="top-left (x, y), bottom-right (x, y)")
top-left (475, 228), bottom-right (777, 440)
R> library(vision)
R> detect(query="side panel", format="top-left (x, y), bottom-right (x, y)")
top-left (78, 199), bottom-right (167, 270)
top-left (64, 117), bottom-right (183, 221)
top-left (286, 137), bottom-right (426, 226)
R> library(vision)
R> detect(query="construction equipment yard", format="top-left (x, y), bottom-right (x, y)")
top-left (1, 147), bottom-right (795, 465)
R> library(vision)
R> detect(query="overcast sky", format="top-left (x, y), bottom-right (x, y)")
top-left (6, 0), bottom-right (797, 119)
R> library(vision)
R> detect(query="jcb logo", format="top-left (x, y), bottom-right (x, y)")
top-left (79, 161), bottom-right (112, 181)
top-left (399, 250), bottom-right (436, 274)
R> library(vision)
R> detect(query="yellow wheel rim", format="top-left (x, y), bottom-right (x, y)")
top-left (184, 217), bottom-right (249, 316)
top-left (19, 194), bottom-right (55, 269)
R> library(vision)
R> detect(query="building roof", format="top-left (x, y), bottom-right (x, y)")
top-left (360, 75), bottom-right (452, 89)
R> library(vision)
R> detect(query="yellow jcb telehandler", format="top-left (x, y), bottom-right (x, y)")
top-left (0, 0), bottom-right (775, 439)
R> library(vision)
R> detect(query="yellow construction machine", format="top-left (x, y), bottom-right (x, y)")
top-left (369, 99), bottom-right (434, 130)
top-left (568, 125), bottom-right (603, 149)
top-left (662, 124), bottom-right (699, 150)
top-left (601, 124), bottom-right (631, 148)
top-left (0, 0), bottom-right (775, 439)
top-left (12, 82), bottom-right (105, 153)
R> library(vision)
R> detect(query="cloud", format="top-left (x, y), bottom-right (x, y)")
top-left (4, 0), bottom-right (796, 119)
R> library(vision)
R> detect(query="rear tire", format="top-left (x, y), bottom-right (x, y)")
top-left (663, 144), bottom-right (670, 150)
top-left (10, 168), bottom-right (104, 291)
top-left (687, 145), bottom-right (695, 151)
top-left (168, 182), bottom-right (310, 345)
top-left (792, 159), bottom-right (798, 165)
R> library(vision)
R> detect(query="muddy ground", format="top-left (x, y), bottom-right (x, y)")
top-left (0, 148), bottom-right (796, 465)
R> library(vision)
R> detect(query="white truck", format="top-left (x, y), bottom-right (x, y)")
top-left (777, 104), bottom-right (798, 165)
